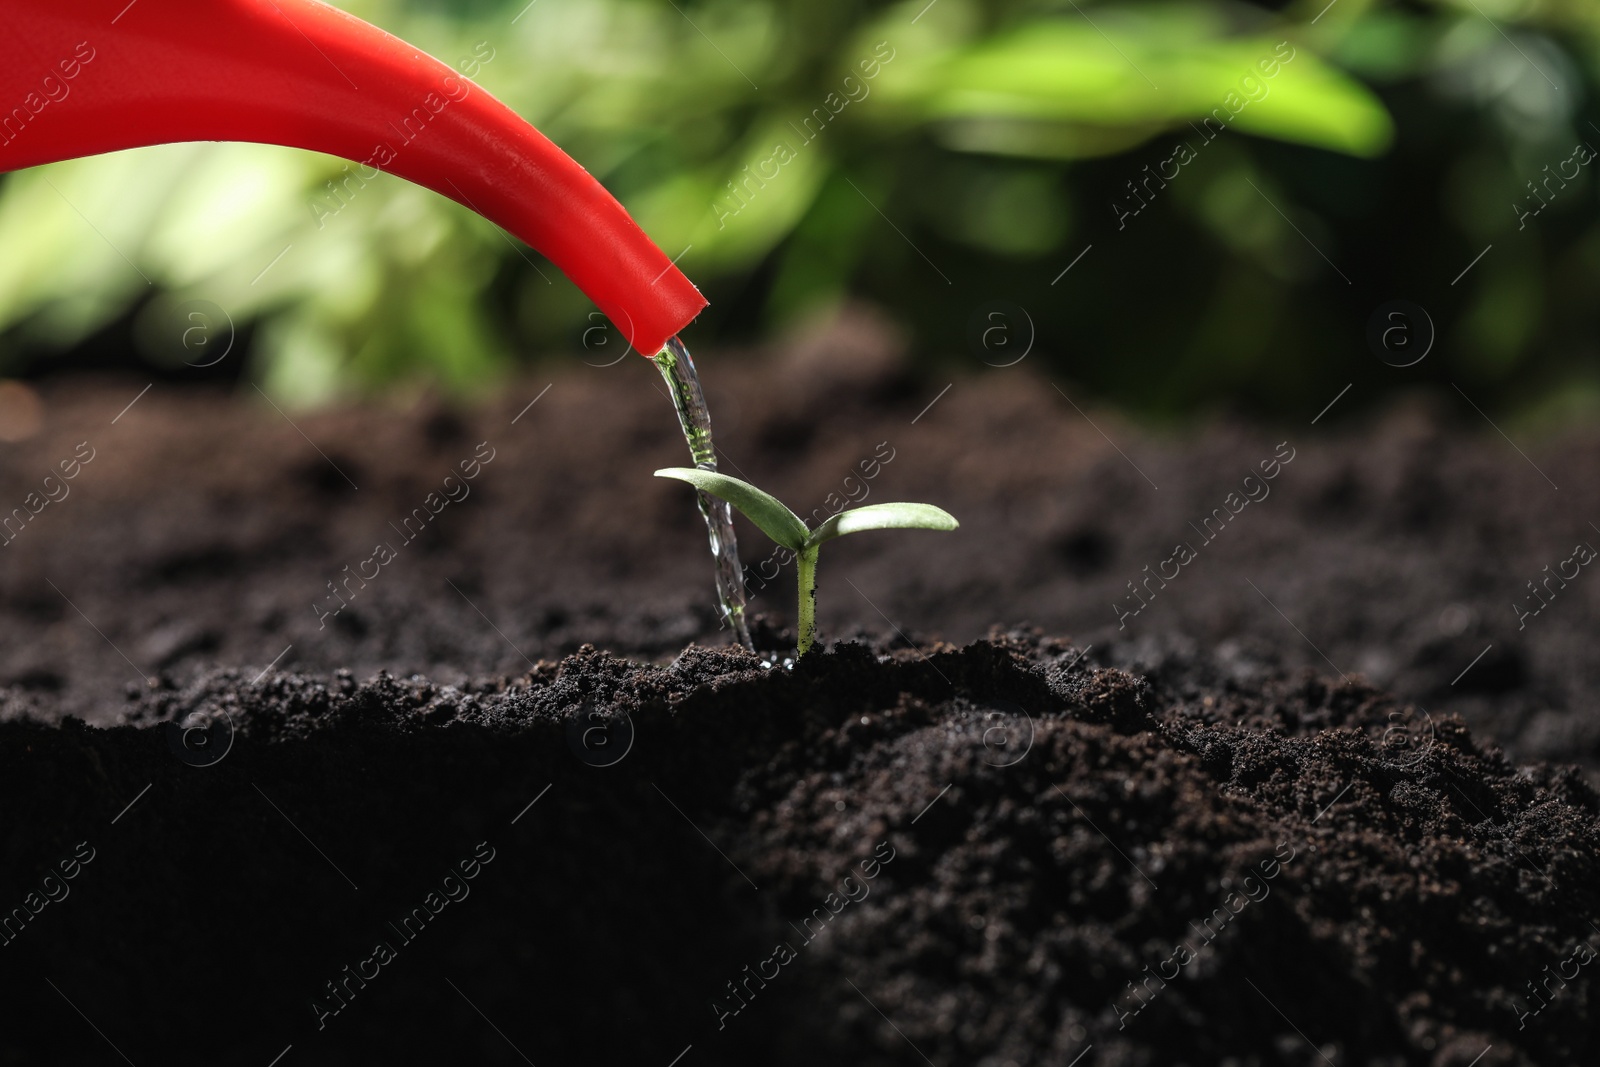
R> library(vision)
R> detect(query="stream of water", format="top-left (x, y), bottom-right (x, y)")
top-left (654, 336), bottom-right (753, 650)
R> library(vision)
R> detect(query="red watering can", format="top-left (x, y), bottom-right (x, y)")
top-left (0, 0), bottom-right (707, 357)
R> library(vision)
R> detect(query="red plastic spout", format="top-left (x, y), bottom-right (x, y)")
top-left (0, 0), bottom-right (705, 357)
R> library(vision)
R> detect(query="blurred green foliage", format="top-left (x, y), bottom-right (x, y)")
top-left (0, 0), bottom-right (1597, 418)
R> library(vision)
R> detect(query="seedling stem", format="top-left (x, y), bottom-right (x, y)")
top-left (796, 546), bottom-right (819, 654)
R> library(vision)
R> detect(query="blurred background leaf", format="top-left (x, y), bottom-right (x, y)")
top-left (0, 0), bottom-right (1595, 420)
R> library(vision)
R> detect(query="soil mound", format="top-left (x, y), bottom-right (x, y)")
top-left (1, 634), bottom-right (1592, 1066)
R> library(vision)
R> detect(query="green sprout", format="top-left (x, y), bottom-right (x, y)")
top-left (655, 468), bottom-right (958, 656)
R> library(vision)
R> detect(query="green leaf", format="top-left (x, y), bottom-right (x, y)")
top-left (876, 17), bottom-right (1394, 160)
top-left (806, 502), bottom-right (958, 549)
top-left (654, 468), bottom-right (810, 551)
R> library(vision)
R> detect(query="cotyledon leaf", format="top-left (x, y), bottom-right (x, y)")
top-left (655, 468), bottom-right (811, 551)
top-left (806, 502), bottom-right (959, 549)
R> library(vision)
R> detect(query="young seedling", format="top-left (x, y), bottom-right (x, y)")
top-left (655, 468), bottom-right (958, 656)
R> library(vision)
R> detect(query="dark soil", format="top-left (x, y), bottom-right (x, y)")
top-left (3, 308), bottom-right (1598, 775)
top-left (2, 308), bottom-right (1599, 1064)
top-left (2, 635), bottom-right (1596, 1066)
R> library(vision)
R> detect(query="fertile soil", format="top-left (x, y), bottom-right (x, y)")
top-left (2, 308), bottom-right (1598, 1064)
top-left (2, 636), bottom-right (1596, 1066)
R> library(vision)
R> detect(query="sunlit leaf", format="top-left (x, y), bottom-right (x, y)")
top-left (875, 17), bottom-right (1393, 159)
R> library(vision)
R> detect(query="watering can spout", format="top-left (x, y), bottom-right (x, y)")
top-left (0, 0), bottom-right (705, 356)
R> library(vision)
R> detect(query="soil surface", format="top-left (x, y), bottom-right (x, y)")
top-left (2, 307), bottom-right (1599, 1064)
top-left (2, 307), bottom-right (1597, 773)
top-left (1, 636), bottom-right (1595, 1066)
